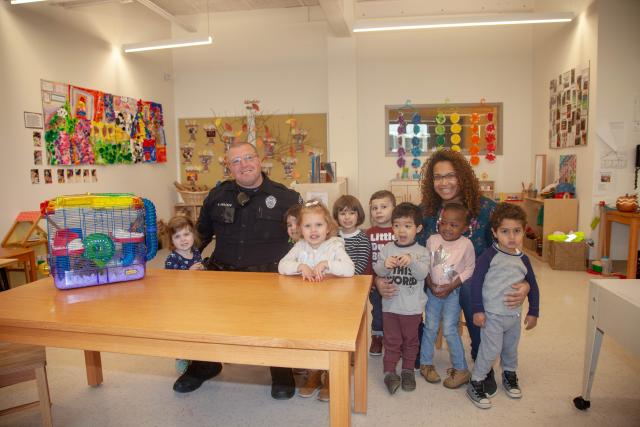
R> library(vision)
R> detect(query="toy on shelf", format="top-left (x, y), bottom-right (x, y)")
top-left (1, 211), bottom-right (47, 249)
top-left (41, 194), bottom-right (157, 290)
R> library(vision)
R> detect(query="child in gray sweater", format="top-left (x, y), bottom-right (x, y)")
top-left (374, 203), bottom-right (430, 395)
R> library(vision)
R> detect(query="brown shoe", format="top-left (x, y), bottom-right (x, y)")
top-left (419, 364), bottom-right (441, 383)
top-left (298, 370), bottom-right (323, 397)
top-left (369, 335), bottom-right (383, 356)
top-left (317, 373), bottom-right (329, 402)
top-left (443, 368), bottom-right (471, 389)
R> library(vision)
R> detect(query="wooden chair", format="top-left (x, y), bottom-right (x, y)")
top-left (0, 343), bottom-right (52, 426)
top-left (435, 313), bottom-right (466, 350)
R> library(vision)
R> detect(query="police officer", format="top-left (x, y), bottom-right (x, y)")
top-left (172, 142), bottom-right (301, 400)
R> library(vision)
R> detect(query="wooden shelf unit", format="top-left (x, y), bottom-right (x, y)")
top-left (390, 180), bottom-right (421, 204)
top-left (521, 197), bottom-right (579, 262)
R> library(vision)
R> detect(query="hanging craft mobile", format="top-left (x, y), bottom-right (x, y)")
top-left (469, 112), bottom-right (481, 166)
top-left (449, 111), bottom-right (461, 152)
top-left (410, 112), bottom-right (422, 179)
top-left (485, 111), bottom-right (497, 163)
top-left (396, 111), bottom-right (408, 179)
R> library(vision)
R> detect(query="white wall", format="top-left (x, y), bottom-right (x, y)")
top-left (595, 0), bottom-right (640, 260)
top-left (356, 25), bottom-right (533, 204)
top-left (532, 0), bottom-right (598, 241)
top-left (0, 2), bottom-right (177, 236)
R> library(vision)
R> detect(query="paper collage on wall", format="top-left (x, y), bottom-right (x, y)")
top-left (179, 102), bottom-right (327, 187)
top-left (41, 79), bottom-right (166, 165)
top-left (549, 64), bottom-right (589, 148)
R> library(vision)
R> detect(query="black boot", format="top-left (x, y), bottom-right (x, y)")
top-left (173, 361), bottom-right (223, 393)
top-left (270, 367), bottom-right (295, 400)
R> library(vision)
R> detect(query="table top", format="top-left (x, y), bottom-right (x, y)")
top-left (604, 209), bottom-right (640, 219)
top-left (0, 258), bottom-right (18, 268)
top-left (590, 279), bottom-right (640, 307)
top-left (0, 269), bottom-right (371, 352)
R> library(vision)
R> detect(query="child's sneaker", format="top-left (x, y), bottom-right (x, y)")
top-left (384, 372), bottom-right (401, 395)
top-left (298, 370), bottom-right (323, 397)
top-left (369, 335), bottom-right (383, 356)
top-left (419, 364), bottom-right (441, 383)
top-left (175, 359), bottom-right (190, 375)
top-left (466, 380), bottom-right (491, 409)
top-left (317, 374), bottom-right (330, 402)
top-left (484, 368), bottom-right (498, 397)
top-left (502, 371), bottom-right (522, 399)
top-left (443, 368), bottom-right (471, 389)
top-left (400, 369), bottom-right (416, 391)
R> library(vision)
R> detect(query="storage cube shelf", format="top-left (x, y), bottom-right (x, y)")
top-left (521, 197), bottom-right (579, 262)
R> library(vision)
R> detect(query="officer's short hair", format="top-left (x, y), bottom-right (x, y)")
top-left (333, 195), bottom-right (366, 227)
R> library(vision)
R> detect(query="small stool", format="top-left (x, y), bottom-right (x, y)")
top-left (435, 313), bottom-right (466, 350)
top-left (0, 343), bottom-right (52, 426)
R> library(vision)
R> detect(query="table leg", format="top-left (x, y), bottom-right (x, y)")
top-left (575, 283), bottom-right (604, 410)
top-left (604, 218), bottom-right (612, 258)
top-left (329, 351), bottom-right (350, 427)
top-left (627, 223), bottom-right (638, 279)
top-left (29, 250), bottom-right (38, 282)
top-left (84, 350), bottom-right (103, 387)
top-left (353, 304), bottom-right (367, 414)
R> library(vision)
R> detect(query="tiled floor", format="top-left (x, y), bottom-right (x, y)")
top-left (1, 251), bottom-right (639, 426)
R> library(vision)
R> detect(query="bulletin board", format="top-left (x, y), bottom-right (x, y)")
top-left (178, 113), bottom-right (327, 187)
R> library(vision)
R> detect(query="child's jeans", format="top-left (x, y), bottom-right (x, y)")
top-left (382, 312), bottom-right (422, 373)
top-left (420, 288), bottom-right (468, 370)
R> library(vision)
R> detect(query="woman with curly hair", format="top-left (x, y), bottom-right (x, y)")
top-left (377, 150), bottom-right (529, 395)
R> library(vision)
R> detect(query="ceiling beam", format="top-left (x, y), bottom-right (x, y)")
top-left (319, 0), bottom-right (352, 37)
top-left (135, 0), bottom-right (197, 33)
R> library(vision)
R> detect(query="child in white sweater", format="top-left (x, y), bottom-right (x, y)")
top-left (278, 199), bottom-right (354, 403)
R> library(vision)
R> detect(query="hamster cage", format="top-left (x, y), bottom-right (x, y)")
top-left (42, 193), bottom-right (157, 289)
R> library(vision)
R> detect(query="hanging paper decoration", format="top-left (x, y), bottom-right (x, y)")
top-left (485, 111), bottom-right (496, 163)
top-left (198, 150), bottom-right (214, 172)
top-left (396, 112), bottom-right (407, 175)
top-left (409, 112), bottom-right (422, 178)
top-left (469, 111), bottom-right (481, 166)
top-left (449, 111), bottom-right (461, 152)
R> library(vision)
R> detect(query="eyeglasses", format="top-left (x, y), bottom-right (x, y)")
top-left (228, 153), bottom-right (258, 166)
top-left (433, 173), bottom-right (457, 183)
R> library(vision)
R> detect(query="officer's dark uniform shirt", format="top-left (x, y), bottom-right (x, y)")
top-left (197, 174), bottom-right (301, 269)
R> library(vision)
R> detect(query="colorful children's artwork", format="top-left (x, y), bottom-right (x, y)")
top-left (559, 154), bottom-right (577, 186)
top-left (549, 64), bottom-right (589, 148)
top-left (33, 131), bottom-right (42, 147)
top-left (30, 169), bottom-right (40, 184)
top-left (41, 80), bottom-right (166, 165)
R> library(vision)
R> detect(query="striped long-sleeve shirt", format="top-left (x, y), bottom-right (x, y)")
top-left (339, 229), bottom-right (372, 275)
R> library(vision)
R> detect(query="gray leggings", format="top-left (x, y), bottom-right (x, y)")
top-left (471, 312), bottom-right (521, 382)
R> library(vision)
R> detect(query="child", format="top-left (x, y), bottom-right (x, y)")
top-left (279, 199), bottom-right (355, 402)
top-left (333, 195), bottom-right (371, 275)
top-left (366, 190), bottom-right (396, 356)
top-left (164, 215), bottom-right (205, 374)
top-left (466, 203), bottom-right (540, 409)
top-left (285, 204), bottom-right (303, 247)
top-left (419, 203), bottom-right (475, 389)
top-left (373, 202), bottom-right (429, 394)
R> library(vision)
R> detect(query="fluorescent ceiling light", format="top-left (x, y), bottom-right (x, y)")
top-left (353, 12), bottom-right (574, 33)
top-left (11, 0), bottom-right (47, 4)
top-left (123, 35), bottom-right (212, 53)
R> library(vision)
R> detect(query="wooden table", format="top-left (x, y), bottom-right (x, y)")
top-left (574, 279), bottom-right (640, 410)
top-left (0, 246), bottom-right (37, 283)
top-left (0, 258), bottom-right (18, 291)
top-left (602, 210), bottom-right (640, 279)
top-left (0, 269), bottom-right (369, 426)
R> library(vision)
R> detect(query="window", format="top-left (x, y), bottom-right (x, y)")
top-left (385, 103), bottom-right (503, 157)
